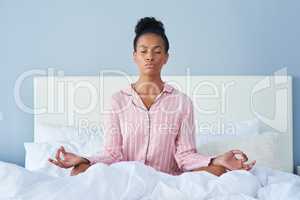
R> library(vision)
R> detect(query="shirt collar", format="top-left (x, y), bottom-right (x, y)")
top-left (121, 82), bottom-right (174, 96)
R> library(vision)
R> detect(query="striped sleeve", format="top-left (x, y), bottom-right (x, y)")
top-left (85, 95), bottom-right (124, 165)
top-left (174, 98), bottom-right (215, 171)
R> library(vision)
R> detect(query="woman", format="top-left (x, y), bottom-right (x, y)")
top-left (49, 17), bottom-right (256, 176)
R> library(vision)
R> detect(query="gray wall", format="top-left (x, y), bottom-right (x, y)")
top-left (0, 0), bottom-right (299, 171)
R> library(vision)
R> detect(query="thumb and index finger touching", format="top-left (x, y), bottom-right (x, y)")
top-left (48, 146), bottom-right (68, 167)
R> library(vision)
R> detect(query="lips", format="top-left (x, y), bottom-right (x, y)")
top-left (145, 64), bottom-right (155, 68)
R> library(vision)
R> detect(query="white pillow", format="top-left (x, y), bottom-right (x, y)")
top-left (24, 141), bottom-right (103, 177)
top-left (234, 118), bottom-right (260, 135)
top-left (35, 122), bottom-right (104, 145)
top-left (26, 123), bottom-right (104, 177)
top-left (196, 118), bottom-right (260, 145)
top-left (34, 122), bottom-right (104, 158)
top-left (24, 142), bottom-right (75, 177)
top-left (196, 131), bottom-right (282, 170)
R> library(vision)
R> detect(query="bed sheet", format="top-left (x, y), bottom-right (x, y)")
top-left (0, 161), bottom-right (299, 200)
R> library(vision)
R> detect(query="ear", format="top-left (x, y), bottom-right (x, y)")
top-left (133, 51), bottom-right (137, 63)
top-left (163, 52), bottom-right (169, 64)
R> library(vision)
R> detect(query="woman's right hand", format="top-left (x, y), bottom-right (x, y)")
top-left (48, 146), bottom-right (86, 168)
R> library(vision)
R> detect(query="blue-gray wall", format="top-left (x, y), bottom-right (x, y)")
top-left (1, 0), bottom-right (299, 171)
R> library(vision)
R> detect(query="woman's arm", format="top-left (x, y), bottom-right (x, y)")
top-left (174, 99), bottom-right (215, 171)
top-left (70, 162), bottom-right (91, 176)
top-left (49, 146), bottom-right (90, 168)
top-left (50, 95), bottom-right (124, 175)
top-left (84, 95), bottom-right (124, 165)
top-left (174, 99), bottom-right (255, 173)
top-left (192, 165), bottom-right (227, 176)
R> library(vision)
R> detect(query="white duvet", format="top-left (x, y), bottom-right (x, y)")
top-left (0, 161), bottom-right (300, 200)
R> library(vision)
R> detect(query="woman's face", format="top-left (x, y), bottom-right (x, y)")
top-left (133, 33), bottom-right (169, 77)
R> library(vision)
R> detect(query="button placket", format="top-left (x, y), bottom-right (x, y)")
top-left (144, 111), bottom-right (151, 162)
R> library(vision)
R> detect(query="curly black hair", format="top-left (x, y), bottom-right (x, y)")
top-left (133, 17), bottom-right (169, 53)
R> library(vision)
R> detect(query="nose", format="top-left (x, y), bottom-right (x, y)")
top-left (145, 52), bottom-right (154, 61)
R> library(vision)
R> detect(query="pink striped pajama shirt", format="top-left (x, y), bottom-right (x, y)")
top-left (87, 83), bottom-right (214, 175)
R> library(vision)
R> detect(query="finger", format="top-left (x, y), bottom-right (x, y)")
top-left (56, 147), bottom-right (65, 161)
top-left (57, 158), bottom-right (67, 166)
top-left (243, 160), bottom-right (256, 171)
top-left (55, 149), bottom-right (59, 160)
top-left (50, 153), bottom-right (67, 168)
top-left (48, 158), bottom-right (64, 168)
top-left (57, 160), bottom-right (68, 168)
top-left (232, 149), bottom-right (248, 160)
top-left (70, 165), bottom-right (77, 176)
top-left (70, 169), bottom-right (80, 176)
top-left (61, 146), bottom-right (66, 154)
top-left (231, 150), bottom-right (248, 162)
top-left (242, 162), bottom-right (250, 170)
top-left (238, 159), bottom-right (244, 169)
top-left (59, 147), bottom-right (66, 160)
top-left (49, 158), bottom-right (61, 167)
top-left (55, 148), bottom-right (62, 161)
top-left (70, 170), bottom-right (76, 176)
top-left (48, 158), bottom-right (58, 164)
top-left (48, 158), bottom-right (55, 164)
top-left (248, 160), bottom-right (256, 168)
top-left (227, 159), bottom-right (243, 171)
top-left (244, 164), bottom-right (252, 171)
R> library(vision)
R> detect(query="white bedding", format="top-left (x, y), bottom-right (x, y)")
top-left (1, 161), bottom-right (299, 200)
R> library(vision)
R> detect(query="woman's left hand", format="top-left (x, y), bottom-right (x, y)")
top-left (194, 165), bottom-right (227, 176)
top-left (212, 150), bottom-right (256, 171)
top-left (70, 163), bottom-right (91, 176)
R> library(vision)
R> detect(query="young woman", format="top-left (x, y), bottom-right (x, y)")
top-left (49, 17), bottom-right (256, 176)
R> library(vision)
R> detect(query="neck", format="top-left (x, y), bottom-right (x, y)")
top-left (134, 75), bottom-right (164, 95)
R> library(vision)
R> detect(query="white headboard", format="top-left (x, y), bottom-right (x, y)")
top-left (34, 75), bottom-right (293, 172)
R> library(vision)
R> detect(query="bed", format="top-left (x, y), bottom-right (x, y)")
top-left (1, 75), bottom-right (299, 200)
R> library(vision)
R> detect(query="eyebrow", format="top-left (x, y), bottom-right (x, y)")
top-left (138, 45), bottom-right (162, 50)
